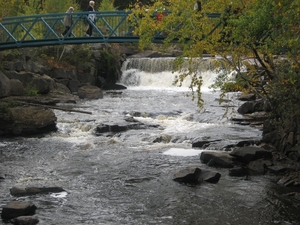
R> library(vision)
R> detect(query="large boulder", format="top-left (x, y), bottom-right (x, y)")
top-left (9, 79), bottom-right (24, 96)
top-left (229, 146), bottom-right (273, 164)
top-left (5, 71), bottom-right (55, 94)
top-left (77, 84), bottom-right (103, 99)
top-left (31, 74), bottom-right (55, 94)
top-left (49, 68), bottom-right (72, 79)
top-left (5, 71), bottom-right (35, 85)
top-left (0, 71), bottom-right (11, 98)
top-left (1, 201), bottom-right (37, 220)
top-left (237, 100), bottom-right (265, 114)
top-left (200, 151), bottom-right (235, 168)
top-left (173, 167), bottom-right (221, 184)
top-left (173, 168), bottom-right (202, 184)
top-left (0, 105), bottom-right (57, 136)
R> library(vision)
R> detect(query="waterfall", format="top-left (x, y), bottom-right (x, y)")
top-left (119, 57), bottom-right (221, 90)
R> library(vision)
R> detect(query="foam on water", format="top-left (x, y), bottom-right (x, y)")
top-left (135, 114), bottom-right (219, 135)
top-left (50, 191), bottom-right (68, 198)
top-left (163, 148), bottom-right (203, 156)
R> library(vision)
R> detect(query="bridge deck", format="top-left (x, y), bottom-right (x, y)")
top-left (0, 11), bottom-right (221, 50)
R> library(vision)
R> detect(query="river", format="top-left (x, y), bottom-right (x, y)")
top-left (0, 57), bottom-right (299, 225)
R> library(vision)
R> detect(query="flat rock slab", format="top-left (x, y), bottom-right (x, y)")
top-left (10, 186), bottom-right (65, 196)
top-left (1, 201), bottom-right (37, 220)
top-left (11, 215), bottom-right (39, 225)
top-left (173, 168), bottom-right (202, 184)
top-left (200, 151), bottom-right (235, 168)
top-left (173, 167), bottom-right (221, 184)
top-left (229, 146), bottom-right (272, 164)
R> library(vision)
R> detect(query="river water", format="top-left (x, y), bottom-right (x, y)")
top-left (1, 57), bottom-right (299, 225)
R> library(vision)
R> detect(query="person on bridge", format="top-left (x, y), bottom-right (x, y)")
top-left (86, 1), bottom-right (96, 37)
top-left (62, 7), bottom-right (74, 37)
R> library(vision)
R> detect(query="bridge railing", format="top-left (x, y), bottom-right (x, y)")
top-left (0, 11), bottom-right (139, 49)
top-left (0, 10), bottom-right (222, 50)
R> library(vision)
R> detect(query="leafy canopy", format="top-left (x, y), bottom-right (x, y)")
top-left (0, 0), bottom-right (79, 18)
top-left (131, 0), bottom-right (300, 120)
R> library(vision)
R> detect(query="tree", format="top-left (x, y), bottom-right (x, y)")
top-left (131, 0), bottom-right (300, 124)
top-left (100, 0), bottom-right (116, 10)
top-left (0, 0), bottom-right (79, 17)
top-left (0, 0), bottom-right (17, 19)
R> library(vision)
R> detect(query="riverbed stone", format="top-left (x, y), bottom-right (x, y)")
top-left (10, 215), bottom-right (39, 225)
top-left (229, 146), bottom-right (272, 164)
top-left (247, 159), bottom-right (272, 175)
top-left (207, 156), bottom-right (235, 168)
top-left (237, 100), bottom-right (264, 114)
top-left (9, 79), bottom-right (24, 96)
top-left (10, 186), bottom-right (65, 196)
top-left (199, 170), bottom-right (221, 183)
top-left (0, 106), bottom-right (57, 136)
top-left (276, 175), bottom-right (300, 187)
top-left (173, 168), bottom-right (202, 184)
top-left (229, 166), bottom-right (248, 177)
top-left (192, 140), bottom-right (210, 148)
top-left (0, 71), bottom-right (11, 97)
top-left (173, 167), bottom-right (221, 184)
top-left (1, 201), bottom-right (37, 220)
top-left (49, 68), bottom-right (71, 79)
top-left (68, 79), bottom-right (80, 93)
top-left (77, 84), bottom-right (103, 99)
top-left (200, 151), bottom-right (235, 168)
top-left (31, 74), bottom-right (55, 94)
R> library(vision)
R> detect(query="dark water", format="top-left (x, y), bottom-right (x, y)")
top-left (1, 59), bottom-right (300, 224)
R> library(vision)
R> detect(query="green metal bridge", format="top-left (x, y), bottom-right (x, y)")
top-left (0, 11), bottom-right (221, 50)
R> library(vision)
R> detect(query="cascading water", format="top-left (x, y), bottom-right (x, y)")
top-left (1, 57), bottom-right (299, 225)
top-left (120, 57), bottom-right (218, 89)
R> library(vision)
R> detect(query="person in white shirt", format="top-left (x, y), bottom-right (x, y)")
top-left (86, 1), bottom-right (96, 36)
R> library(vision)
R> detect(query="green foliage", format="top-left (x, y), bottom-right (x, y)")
top-left (100, 0), bottom-right (116, 10)
top-left (63, 44), bottom-right (92, 67)
top-left (37, 45), bottom-right (93, 70)
top-left (132, 0), bottom-right (300, 117)
top-left (43, 0), bottom-right (79, 13)
top-left (100, 48), bottom-right (120, 82)
top-left (0, 49), bottom-right (22, 70)
top-left (264, 60), bottom-right (300, 124)
top-left (24, 85), bottom-right (39, 96)
top-left (5, 0), bottom-right (79, 16)
top-left (2, 49), bottom-right (22, 59)
top-left (62, 44), bottom-right (92, 65)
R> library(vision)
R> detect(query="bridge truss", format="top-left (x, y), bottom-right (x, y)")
top-left (0, 11), bottom-right (221, 50)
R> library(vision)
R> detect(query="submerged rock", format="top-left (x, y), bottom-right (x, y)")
top-left (10, 215), bottom-right (39, 225)
top-left (173, 167), bottom-right (221, 185)
top-left (10, 186), bottom-right (65, 197)
top-left (173, 168), bottom-right (202, 185)
top-left (200, 151), bottom-right (235, 168)
top-left (229, 146), bottom-right (272, 164)
top-left (1, 201), bottom-right (37, 220)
